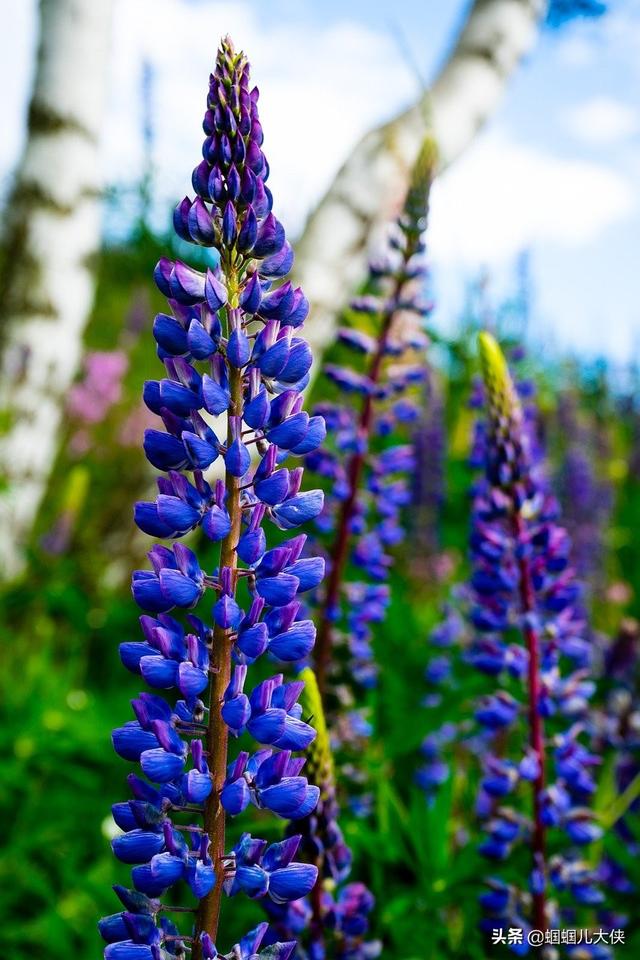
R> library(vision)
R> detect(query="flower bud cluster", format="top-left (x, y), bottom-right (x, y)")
top-left (471, 334), bottom-right (604, 945)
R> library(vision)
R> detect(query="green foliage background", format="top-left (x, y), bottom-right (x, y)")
top-left (1, 220), bottom-right (639, 959)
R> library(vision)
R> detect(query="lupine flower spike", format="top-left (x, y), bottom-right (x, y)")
top-left (308, 137), bottom-right (436, 703)
top-left (100, 37), bottom-right (327, 960)
top-left (556, 390), bottom-right (613, 596)
top-left (472, 333), bottom-right (604, 953)
top-left (410, 370), bottom-right (446, 576)
top-left (264, 669), bottom-right (380, 960)
top-left (591, 617), bottom-right (640, 919)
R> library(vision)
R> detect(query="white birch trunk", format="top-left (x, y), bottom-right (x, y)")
top-left (0, 0), bottom-right (113, 577)
top-left (294, 0), bottom-right (547, 362)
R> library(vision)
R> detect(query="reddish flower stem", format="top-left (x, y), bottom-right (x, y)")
top-left (310, 253), bottom-right (422, 951)
top-left (314, 264), bottom-right (415, 698)
top-left (513, 511), bottom-right (547, 933)
top-left (193, 354), bottom-right (243, 956)
top-left (311, 160), bottom-right (433, 945)
top-left (314, 394), bottom-right (375, 699)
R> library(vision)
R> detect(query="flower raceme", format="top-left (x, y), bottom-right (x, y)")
top-left (307, 138), bottom-right (436, 706)
top-left (263, 669), bottom-right (381, 960)
top-left (100, 37), bottom-right (328, 960)
top-left (470, 333), bottom-right (604, 950)
top-left (555, 390), bottom-right (613, 594)
top-left (410, 371), bottom-right (447, 572)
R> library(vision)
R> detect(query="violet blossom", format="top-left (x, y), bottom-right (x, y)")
top-left (100, 37), bottom-right (328, 960)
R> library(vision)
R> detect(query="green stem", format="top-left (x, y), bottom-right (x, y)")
top-left (601, 769), bottom-right (640, 830)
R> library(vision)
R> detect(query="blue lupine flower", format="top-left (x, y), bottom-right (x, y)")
top-left (555, 391), bottom-right (613, 595)
top-left (223, 833), bottom-right (317, 903)
top-left (467, 333), bottom-right (604, 943)
top-left (100, 37), bottom-right (325, 957)
top-left (267, 149), bottom-right (436, 955)
top-left (584, 616), bottom-right (640, 926)
top-left (220, 749), bottom-right (320, 819)
top-left (417, 336), bottom-right (610, 952)
top-left (305, 138), bottom-right (436, 743)
top-left (262, 669), bottom-right (380, 960)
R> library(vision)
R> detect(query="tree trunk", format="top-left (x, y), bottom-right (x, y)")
top-left (294, 0), bottom-right (546, 363)
top-left (0, 0), bottom-right (113, 577)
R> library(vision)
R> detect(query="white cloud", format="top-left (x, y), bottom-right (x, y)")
top-left (429, 132), bottom-right (635, 264)
top-left (104, 0), bottom-right (417, 234)
top-left (566, 96), bottom-right (639, 145)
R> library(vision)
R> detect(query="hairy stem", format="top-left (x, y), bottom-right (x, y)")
top-left (193, 321), bottom-right (243, 955)
top-left (514, 511), bottom-right (547, 932)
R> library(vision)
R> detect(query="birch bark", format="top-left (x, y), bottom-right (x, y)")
top-left (0, 0), bottom-right (113, 576)
top-left (294, 0), bottom-right (546, 363)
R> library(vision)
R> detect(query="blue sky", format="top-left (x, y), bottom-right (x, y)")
top-left (3, 0), bottom-right (640, 365)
